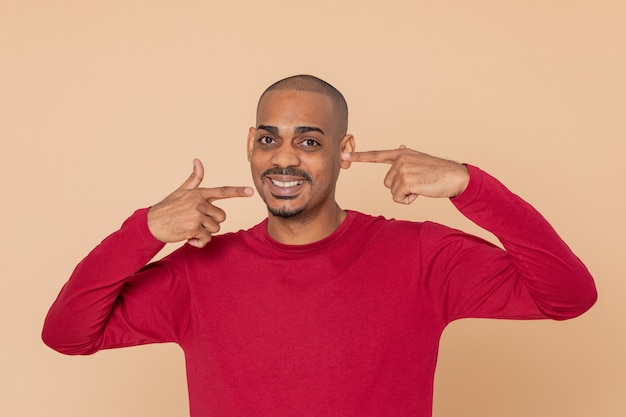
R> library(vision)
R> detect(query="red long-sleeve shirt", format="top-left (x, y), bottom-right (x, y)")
top-left (42, 165), bottom-right (596, 417)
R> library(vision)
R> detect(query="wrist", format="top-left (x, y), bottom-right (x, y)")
top-left (450, 163), bottom-right (470, 198)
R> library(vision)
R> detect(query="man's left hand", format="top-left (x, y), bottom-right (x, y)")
top-left (342, 146), bottom-right (470, 204)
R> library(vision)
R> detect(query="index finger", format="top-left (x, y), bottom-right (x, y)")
top-left (200, 186), bottom-right (254, 202)
top-left (342, 149), bottom-right (402, 164)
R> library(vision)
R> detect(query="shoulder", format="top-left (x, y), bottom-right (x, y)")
top-left (347, 210), bottom-right (477, 247)
top-left (346, 210), bottom-right (427, 238)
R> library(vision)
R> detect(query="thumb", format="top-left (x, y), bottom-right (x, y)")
top-left (177, 158), bottom-right (204, 190)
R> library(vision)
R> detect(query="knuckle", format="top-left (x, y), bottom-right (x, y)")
top-left (214, 210), bottom-right (226, 223)
top-left (191, 200), bottom-right (206, 213)
top-left (208, 223), bottom-right (221, 234)
top-left (190, 222), bottom-right (205, 234)
top-left (396, 154), bottom-right (409, 164)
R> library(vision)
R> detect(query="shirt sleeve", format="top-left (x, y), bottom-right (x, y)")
top-left (42, 208), bottom-right (192, 355)
top-left (420, 165), bottom-right (597, 323)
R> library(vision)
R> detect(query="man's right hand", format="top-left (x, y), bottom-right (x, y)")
top-left (147, 159), bottom-right (254, 248)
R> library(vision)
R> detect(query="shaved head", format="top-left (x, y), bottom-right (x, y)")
top-left (258, 75), bottom-right (349, 136)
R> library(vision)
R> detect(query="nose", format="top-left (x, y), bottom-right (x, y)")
top-left (270, 142), bottom-right (301, 168)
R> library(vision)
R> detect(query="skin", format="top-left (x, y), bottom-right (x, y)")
top-left (147, 159), bottom-right (253, 248)
top-left (343, 146), bottom-right (470, 204)
top-left (147, 89), bottom-right (470, 247)
top-left (247, 90), bottom-right (355, 244)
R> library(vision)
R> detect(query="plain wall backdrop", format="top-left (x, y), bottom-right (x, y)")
top-left (1, 1), bottom-right (624, 416)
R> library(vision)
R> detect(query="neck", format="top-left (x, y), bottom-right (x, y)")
top-left (266, 203), bottom-right (347, 245)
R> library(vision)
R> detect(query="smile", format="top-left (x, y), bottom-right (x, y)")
top-left (270, 179), bottom-right (305, 188)
top-left (263, 175), bottom-right (309, 199)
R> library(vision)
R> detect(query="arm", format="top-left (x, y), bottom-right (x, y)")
top-left (423, 165), bottom-right (596, 321)
top-left (343, 148), bottom-right (597, 321)
top-left (42, 159), bottom-right (254, 354)
top-left (42, 208), bottom-right (178, 354)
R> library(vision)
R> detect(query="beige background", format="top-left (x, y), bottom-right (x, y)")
top-left (1, 1), bottom-right (624, 416)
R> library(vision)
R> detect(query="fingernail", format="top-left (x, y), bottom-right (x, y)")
top-left (244, 187), bottom-right (253, 195)
top-left (341, 152), bottom-right (351, 159)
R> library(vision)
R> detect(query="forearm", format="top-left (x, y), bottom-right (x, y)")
top-left (42, 208), bottom-right (165, 354)
top-left (451, 165), bottom-right (597, 319)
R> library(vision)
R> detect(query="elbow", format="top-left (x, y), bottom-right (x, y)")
top-left (41, 327), bottom-right (77, 356)
top-left (41, 328), bottom-right (67, 354)
top-left (570, 270), bottom-right (598, 318)
top-left (41, 318), bottom-right (100, 356)
top-left (42, 332), bottom-right (99, 356)
top-left (547, 273), bottom-right (598, 321)
top-left (570, 281), bottom-right (598, 318)
top-left (560, 291), bottom-right (597, 320)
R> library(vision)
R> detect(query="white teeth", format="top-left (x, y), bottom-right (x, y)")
top-left (270, 179), bottom-right (304, 188)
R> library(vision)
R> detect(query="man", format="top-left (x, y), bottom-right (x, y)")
top-left (43, 74), bottom-right (597, 417)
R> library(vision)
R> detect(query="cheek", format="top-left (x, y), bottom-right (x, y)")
top-left (306, 156), bottom-right (340, 185)
top-left (248, 151), bottom-right (265, 172)
top-left (248, 157), bottom-right (262, 187)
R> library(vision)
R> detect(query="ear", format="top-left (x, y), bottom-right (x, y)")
top-left (246, 127), bottom-right (256, 162)
top-left (340, 134), bottom-right (355, 169)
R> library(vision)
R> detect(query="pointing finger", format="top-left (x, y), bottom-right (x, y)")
top-left (178, 159), bottom-right (205, 191)
top-left (342, 149), bottom-right (402, 164)
top-left (201, 186), bottom-right (255, 202)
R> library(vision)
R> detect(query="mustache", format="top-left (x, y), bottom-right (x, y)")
top-left (261, 167), bottom-right (312, 183)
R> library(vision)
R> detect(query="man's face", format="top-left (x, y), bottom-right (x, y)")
top-left (247, 90), bottom-right (353, 220)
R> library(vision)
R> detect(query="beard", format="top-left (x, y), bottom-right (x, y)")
top-left (268, 206), bottom-right (306, 219)
top-left (260, 167), bottom-right (313, 219)
top-left (266, 196), bottom-right (308, 219)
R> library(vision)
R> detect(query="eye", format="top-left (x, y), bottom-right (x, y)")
top-left (299, 138), bottom-right (321, 148)
top-left (258, 135), bottom-right (276, 145)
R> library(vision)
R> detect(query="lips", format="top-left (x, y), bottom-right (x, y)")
top-left (260, 168), bottom-right (312, 198)
top-left (264, 175), bottom-right (308, 198)
top-left (269, 178), bottom-right (306, 188)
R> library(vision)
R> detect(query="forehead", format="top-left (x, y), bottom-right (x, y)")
top-left (256, 90), bottom-right (336, 131)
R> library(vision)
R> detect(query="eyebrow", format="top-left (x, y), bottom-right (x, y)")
top-left (257, 125), bottom-right (325, 136)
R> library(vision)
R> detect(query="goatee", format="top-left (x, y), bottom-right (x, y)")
top-left (268, 205), bottom-right (306, 219)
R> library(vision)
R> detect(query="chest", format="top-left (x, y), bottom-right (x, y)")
top-left (185, 250), bottom-right (443, 372)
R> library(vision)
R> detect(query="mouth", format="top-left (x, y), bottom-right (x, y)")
top-left (261, 167), bottom-right (311, 200)
top-left (262, 172), bottom-right (310, 199)
top-left (269, 178), bottom-right (306, 188)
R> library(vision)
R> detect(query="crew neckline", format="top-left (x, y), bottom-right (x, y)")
top-left (260, 210), bottom-right (357, 254)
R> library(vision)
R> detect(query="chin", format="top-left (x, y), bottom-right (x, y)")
top-left (263, 192), bottom-right (309, 219)
top-left (267, 205), bottom-right (307, 219)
